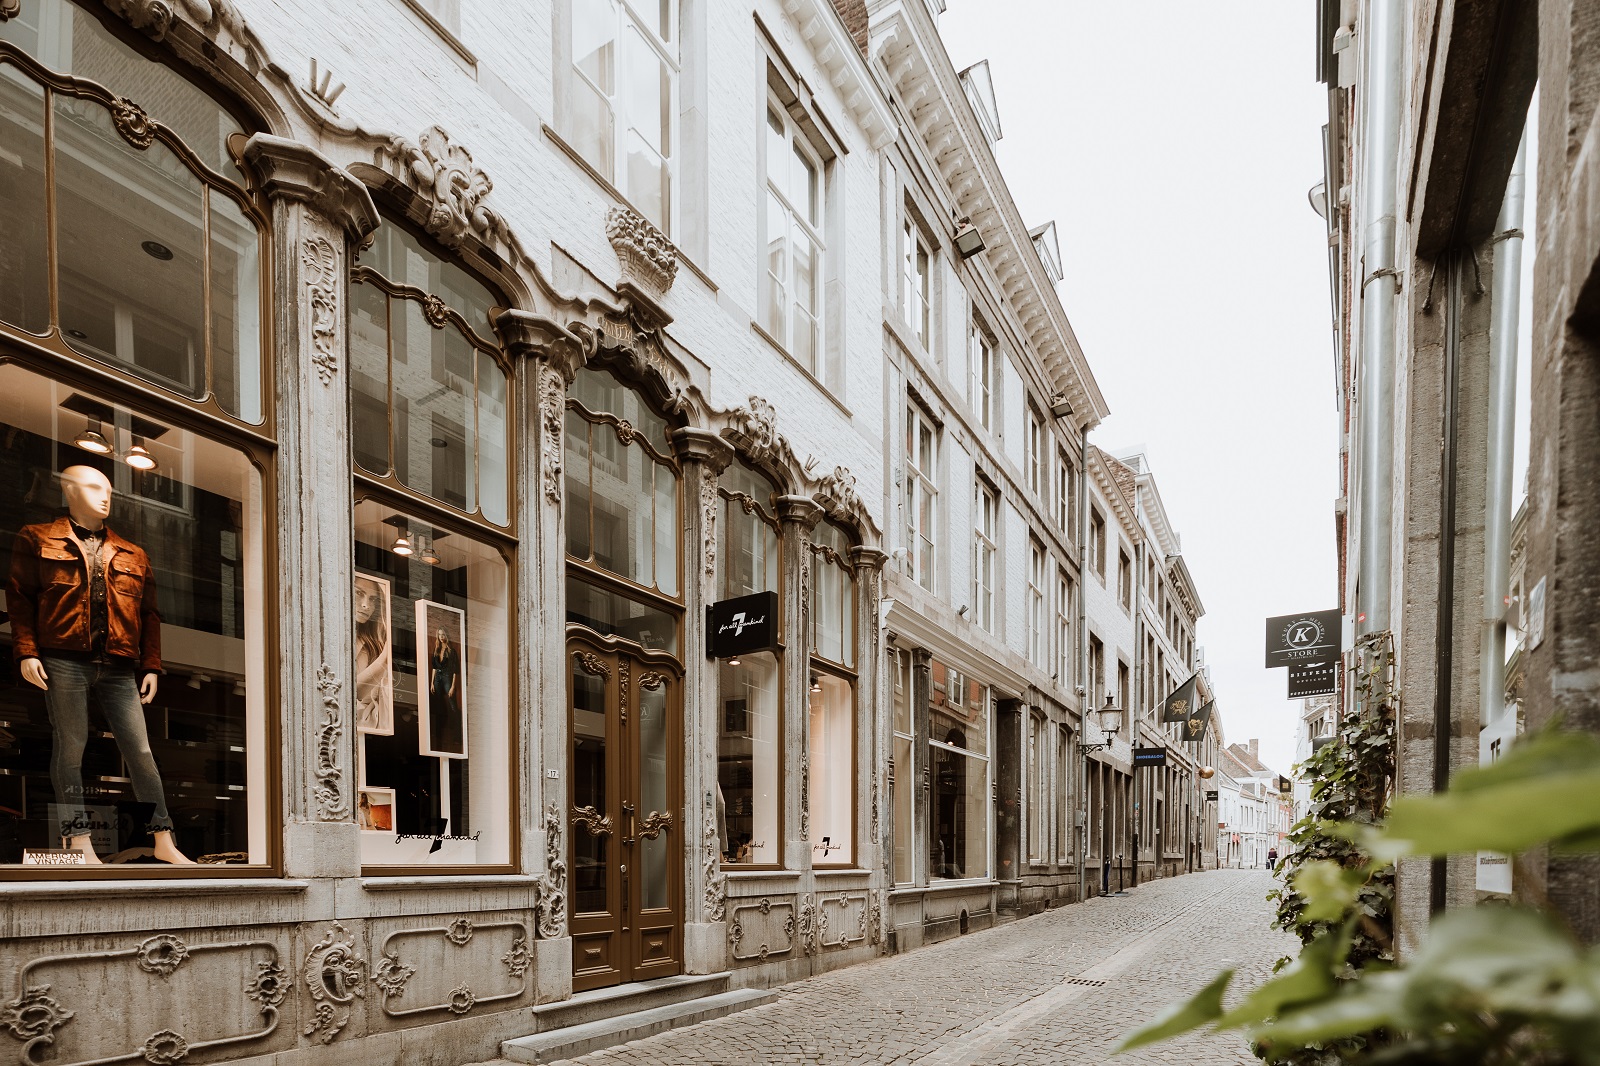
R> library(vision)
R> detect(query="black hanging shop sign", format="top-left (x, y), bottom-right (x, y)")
top-left (1287, 661), bottom-right (1338, 698)
top-left (706, 590), bottom-right (780, 659)
top-left (1133, 747), bottom-right (1168, 767)
top-left (1264, 609), bottom-right (1342, 668)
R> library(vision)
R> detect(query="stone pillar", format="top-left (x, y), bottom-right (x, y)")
top-left (850, 546), bottom-right (888, 951)
top-left (670, 427), bottom-right (733, 974)
top-left (910, 648), bottom-right (932, 889)
top-left (496, 310), bottom-right (589, 998)
top-left (994, 696), bottom-right (1022, 912)
top-left (776, 496), bottom-right (823, 874)
top-left (243, 135), bottom-right (377, 880)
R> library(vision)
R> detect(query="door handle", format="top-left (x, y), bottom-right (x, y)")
top-left (622, 801), bottom-right (636, 845)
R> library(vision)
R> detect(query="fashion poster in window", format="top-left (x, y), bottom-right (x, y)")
top-left (357, 787), bottom-right (395, 832)
top-left (354, 573), bottom-right (394, 735)
top-left (417, 599), bottom-right (467, 758)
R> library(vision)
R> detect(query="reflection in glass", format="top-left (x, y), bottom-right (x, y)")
top-left (893, 733), bottom-right (913, 884)
top-left (571, 661), bottom-right (608, 913)
top-left (639, 678), bottom-right (669, 911)
top-left (808, 672), bottom-right (852, 866)
top-left (717, 652), bottom-right (779, 865)
top-left (720, 462), bottom-right (778, 599)
top-left (0, 71), bottom-right (49, 334)
top-left (565, 575), bottom-right (678, 656)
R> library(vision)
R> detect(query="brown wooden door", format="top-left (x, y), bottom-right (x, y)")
top-left (568, 641), bottom-right (683, 992)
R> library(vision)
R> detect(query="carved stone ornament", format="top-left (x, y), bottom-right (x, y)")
top-left (136, 934), bottom-right (189, 978)
top-left (103, 0), bottom-right (175, 38)
top-left (501, 937), bottom-right (529, 979)
top-left (371, 950), bottom-right (415, 1000)
top-left (797, 896), bottom-right (821, 957)
top-left (302, 922), bottom-right (365, 1045)
top-left (111, 96), bottom-right (155, 149)
top-left (313, 664), bottom-right (347, 820)
top-left (445, 917), bottom-right (474, 946)
top-left (870, 783), bottom-right (880, 845)
top-left (408, 126), bottom-right (495, 249)
top-left (0, 985), bottom-right (73, 1052)
top-left (246, 960), bottom-right (289, 1009)
top-left (703, 798), bottom-right (726, 922)
top-left (868, 893), bottom-right (884, 947)
top-left (301, 237), bottom-right (340, 384)
top-left (726, 396), bottom-right (778, 462)
top-left (421, 293), bottom-right (451, 328)
top-left (536, 803), bottom-right (569, 939)
top-left (604, 205), bottom-right (678, 298)
top-left (446, 984), bottom-right (476, 1015)
top-left (799, 748), bottom-right (811, 841)
top-left (139, 1029), bottom-right (189, 1065)
top-left (541, 364), bottom-right (566, 505)
top-left (817, 465), bottom-right (863, 518)
top-left (701, 474), bottom-right (718, 581)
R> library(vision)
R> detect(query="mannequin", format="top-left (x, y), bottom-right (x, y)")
top-left (8, 465), bottom-right (191, 864)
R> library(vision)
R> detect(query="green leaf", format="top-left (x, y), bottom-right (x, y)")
top-left (1217, 919), bottom-right (1350, 1029)
top-left (1251, 973), bottom-right (1404, 1047)
top-left (1113, 969), bottom-right (1233, 1053)
top-left (1365, 768), bottom-right (1600, 857)
top-left (1291, 860), bottom-right (1374, 924)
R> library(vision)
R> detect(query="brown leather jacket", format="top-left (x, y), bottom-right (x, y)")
top-left (7, 518), bottom-right (162, 671)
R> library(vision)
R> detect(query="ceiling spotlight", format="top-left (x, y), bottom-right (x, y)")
top-left (810, 674), bottom-right (822, 694)
top-left (73, 416), bottom-right (112, 455)
top-left (418, 534), bottom-right (440, 566)
top-left (124, 434), bottom-right (157, 471)
top-left (391, 533), bottom-right (413, 557)
top-left (727, 656), bottom-right (741, 668)
top-left (141, 240), bottom-right (174, 261)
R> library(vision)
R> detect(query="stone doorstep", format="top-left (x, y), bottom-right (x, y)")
top-left (530, 972), bottom-right (731, 1031)
top-left (500, 987), bottom-right (779, 1064)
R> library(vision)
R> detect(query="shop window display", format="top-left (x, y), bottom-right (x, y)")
top-left (717, 651), bottom-right (780, 866)
top-left (352, 500), bottom-right (510, 866)
top-left (891, 651), bottom-right (913, 884)
top-left (928, 659), bottom-right (989, 881)
top-left (0, 367), bottom-right (267, 867)
top-left (807, 672), bottom-right (852, 865)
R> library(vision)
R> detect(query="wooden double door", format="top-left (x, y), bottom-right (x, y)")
top-left (567, 638), bottom-right (684, 992)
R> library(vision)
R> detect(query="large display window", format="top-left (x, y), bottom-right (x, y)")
top-left (891, 650), bottom-right (913, 884)
top-left (807, 521), bottom-right (855, 867)
top-left (0, 365), bottom-right (268, 868)
top-left (352, 499), bottom-right (510, 867)
top-left (928, 659), bottom-right (989, 881)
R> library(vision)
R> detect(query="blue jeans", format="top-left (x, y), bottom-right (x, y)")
top-left (41, 656), bottom-right (174, 835)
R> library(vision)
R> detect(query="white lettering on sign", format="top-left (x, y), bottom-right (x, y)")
top-left (23, 849), bottom-right (88, 865)
top-left (718, 611), bottom-right (766, 637)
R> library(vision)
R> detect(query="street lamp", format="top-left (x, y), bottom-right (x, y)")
top-left (1082, 692), bottom-right (1123, 752)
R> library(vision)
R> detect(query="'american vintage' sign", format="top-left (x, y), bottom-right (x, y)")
top-left (1264, 609), bottom-right (1342, 669)
top-left (706, 590), bottom-right (780, 659)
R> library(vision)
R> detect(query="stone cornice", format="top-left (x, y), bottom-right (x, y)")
top-left (242, 134), bottom-right (378, 241)
top-left (778, 0), bottom-right (896, 149)
top-left (775, 495), bottom-right (825, 531)
top-left (669, 427), bottom-right (735, 472)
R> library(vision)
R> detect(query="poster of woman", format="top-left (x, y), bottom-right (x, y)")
top-left (417, 600), bottom-right (467, 758)
top-left (354, 574), bottom-right (394, 735)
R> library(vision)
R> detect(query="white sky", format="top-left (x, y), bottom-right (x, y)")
top-left (936, 1), bottom-right (1337, 774)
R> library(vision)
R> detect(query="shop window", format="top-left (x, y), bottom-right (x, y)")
top-left (810, 521), bottom-right (854, 668)
top-left (351, 217), bottom-right (508, 526)
top-left (891, 651), bottom-right (913, 884)
top-left (808, 671), bottom-right (852, 866)
top-left (928, 658), bottom-right (988, 881)
top-left (0, 365), bottom-right (268, 867)
top-left (719, 461), bottom-right (779, 599)
top-left (1056, 725), bottom-right (1074, 864)
top-left (0, 0), bottom-right (266, 425)
top-left (1029, 713), bottom-right (1048, 864)
top-left (352, 499), bottom-right (510, 866)
top-left (717, 651), bottom-right (780, 866)
top-left (564, 366), bottom-right (679, 598)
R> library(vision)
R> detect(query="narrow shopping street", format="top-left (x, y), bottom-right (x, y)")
top-left (478, 869), bottom-right (1292, 1066)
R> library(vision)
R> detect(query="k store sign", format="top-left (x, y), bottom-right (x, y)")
top-left (706, 590), bottom-right (780, 659)
top-left (1264, 609), bottom-right (1342, 669)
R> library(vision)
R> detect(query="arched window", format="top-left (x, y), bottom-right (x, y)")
top-left (715, 460), bottom-right (781, 868)
top-left (808, 520), bottom-right (855, 866)
top-left (0, 0), bottom-right (271, 875)
top-left (350, 212), bottom-right (514, 870)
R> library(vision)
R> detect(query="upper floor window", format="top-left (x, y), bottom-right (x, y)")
top-left (904, 401), bottom-right (937, 591)
top-left (1025, 403), bottom-right (1044, 499)
top-left (351, 217), bottom-right (509, 526)
top-left (566, 0), bottom-right (677, 230)
top-left (1090, 506), bottom-right (1106, 578)
top-left (972, 481), bottom-right (996, 632)
top-left (1118, 548), bottom-right (1133, 611)
top-left (902, 216), bottom-right (932, 351)
top-left (1057, 568), bottom-right (1073, 687)
top-left (1056, 448), bottom-right (1073, 536)
top-left (968, 322), bottom-right (995, 432)
top-left (761, 101), bottom-right (826, 377)
top-left (1028, 539), bottom-right (1046, 667)
top-left (1, 0), bottom-right (265, 425)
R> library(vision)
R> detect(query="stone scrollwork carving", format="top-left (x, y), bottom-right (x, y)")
top-left (701, 474), bottom-right (719, 580)
top-left (0, 985), bottom-right (73, 1054)
top-left (703, 795), bottom-right (726, 923)
top-left (372, 951), bottom-right (415, 1000)
top-left (445, 918), bottom-right (474, 946)
top-left (799, 747), bottom-right (811, 841)
top-left (870, 783), bottom-right (880, 845)
top-left (408, 125), bottom-right (494, 249)
top-left (869, 893), bottom-right (884, 947)
top-left (817, 465), bottom-right (863, 518)
top-left (540, 363), bottom-right (565, 505)
top-left (246, 960), bottom-right (289, 1009)
top-left (313, 664), bottom-right (347, 820)
top-left (605, 205), bottom-right (678, 298)
top-left (302, 922), bottom-right (365, 1045)
top-left (103, 0), bottom-right (175, 38)
top-left (302, 237), bottom-right (340, 384)
top-left (536, 803), bottom-right (569, 940)
top-left (726, 396), bottom-right (778, 462)
top-left (446, 985), bottom-right (476, 1015)
top-left (136, 934), bottom-right (189, 978)
top-left (111, 96), bottom-right (155, 149)
top-left (139, 1029), bottom-right (189, 1065)
top-left (502, 937), bottom-right (529, 979)
top-left (797, 895), bottom-right (821, 957)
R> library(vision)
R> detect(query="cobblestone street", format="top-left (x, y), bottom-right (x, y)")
top-left (485, 868), bottom-right (1294, 1065)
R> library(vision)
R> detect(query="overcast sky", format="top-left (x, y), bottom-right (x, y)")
top-left (937, 1), bottom-right (1337, 774)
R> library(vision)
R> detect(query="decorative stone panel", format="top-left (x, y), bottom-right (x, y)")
top-left (727, 897), bottom-right (797, 963)
top-left (369, 918), bottom-right (529, 1023)
top-left (819, 894), bottom-right (869, 950)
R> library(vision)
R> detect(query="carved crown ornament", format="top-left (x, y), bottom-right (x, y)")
top-left (605, 205), bottom-right (678, 326)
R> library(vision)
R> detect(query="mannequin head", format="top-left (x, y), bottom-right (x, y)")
top-left (61, 465), bottom-right (113, 528)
